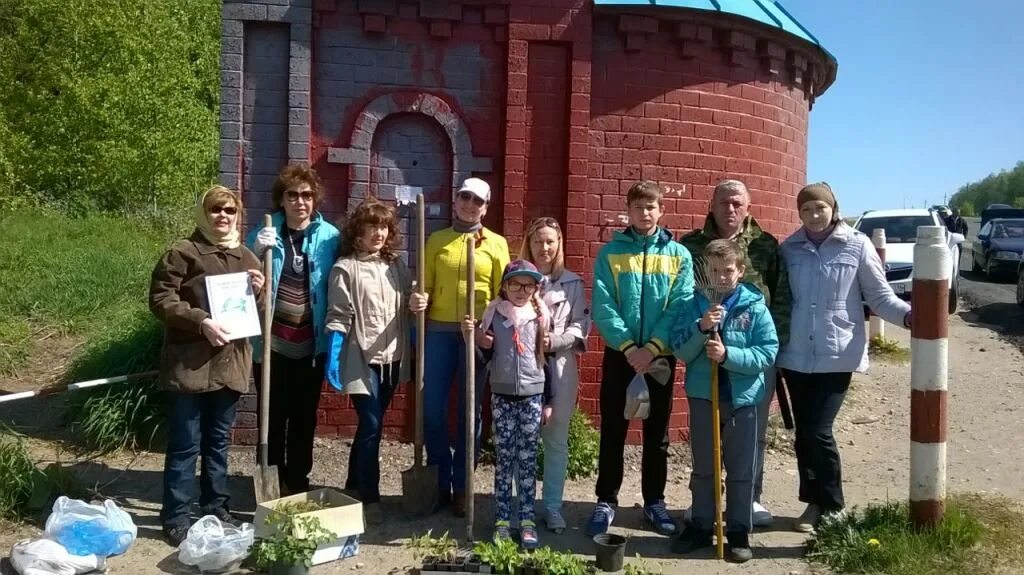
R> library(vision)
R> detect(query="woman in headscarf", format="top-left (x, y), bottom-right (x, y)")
top-left (778, 182), bottom-right (911, 533)
top-left (149, 185), bottom-right (264, 545)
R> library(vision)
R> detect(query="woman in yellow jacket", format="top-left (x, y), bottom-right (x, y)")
top-left (410, 178), bottom-right (509, 516)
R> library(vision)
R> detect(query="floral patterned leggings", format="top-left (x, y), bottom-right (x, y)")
top-left (492, 393), bottom-right (543, 524)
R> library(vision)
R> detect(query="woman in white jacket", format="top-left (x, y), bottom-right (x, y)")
top-left (779, 183), bottom-right (911, 533)
top-left (519, 217), bottom-right (591, 533)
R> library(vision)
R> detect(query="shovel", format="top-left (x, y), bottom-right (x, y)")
top-left (709, 330), bottom-right (725, 560)
top-left (401, 194), bottom-right (439, 516)
top-left (463, 235), bottom-right (477, 542)
top-left (253, 213), bottom-right (281, 503)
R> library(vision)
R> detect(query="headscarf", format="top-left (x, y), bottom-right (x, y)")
top-left (194, 185), bottom-right (242, 249)
top-left (797, 182), bottom-right (840, 223)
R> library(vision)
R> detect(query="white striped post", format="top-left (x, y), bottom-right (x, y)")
top-left (869, 228), bottom-right (887, 339)
top-left (909, 225), bottom-right (950, 527)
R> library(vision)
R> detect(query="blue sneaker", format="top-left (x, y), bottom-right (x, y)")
top-left (585, 503), bottom-right (615, 537)
top-left (643, 500), bottom-right (678, 536)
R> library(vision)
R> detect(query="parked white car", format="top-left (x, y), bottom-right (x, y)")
top-left (852, 208), bottom-right (964, 314)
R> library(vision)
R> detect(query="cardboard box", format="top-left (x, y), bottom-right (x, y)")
top-left (254, 488), bottom-right (364, 566)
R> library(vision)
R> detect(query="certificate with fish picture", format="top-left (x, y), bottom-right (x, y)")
top-left (205, 272), bottom-right (262, 340)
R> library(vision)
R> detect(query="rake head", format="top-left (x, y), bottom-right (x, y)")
top-left (693, 257), bottom-right (728, 307)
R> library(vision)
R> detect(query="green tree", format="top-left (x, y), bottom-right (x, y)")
top-left (0, 0), bottom-right (220, 215)
top-left (950, 161), bottom-right (1024, 215)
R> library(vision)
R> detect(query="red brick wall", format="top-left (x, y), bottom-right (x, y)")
top-left (579, 12), bottom-right (817, 442)
top-left (230, 1), bottom-right (833, 446)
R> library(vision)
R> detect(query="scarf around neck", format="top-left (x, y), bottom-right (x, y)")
top-left (452, 217), bottom-right (483, 234)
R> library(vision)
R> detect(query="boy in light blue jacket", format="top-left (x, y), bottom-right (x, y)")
top-left (670, 239), bottom-right (778, 563)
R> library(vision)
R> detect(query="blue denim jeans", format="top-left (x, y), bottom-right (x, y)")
top-left (422, 329), bottom-right (487, 496)
top-left (345, 362), bottom-right (399, 503)
top-left (161, 388), bottom-right (239, 529)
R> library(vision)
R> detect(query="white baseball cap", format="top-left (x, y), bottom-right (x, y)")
top-left (457, 177), bottom-right (491, 203)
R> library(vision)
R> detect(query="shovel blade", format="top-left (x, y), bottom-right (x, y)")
top-left (254, 464), bottom-right (281, 503)
top-left (400, 465), bottom-right (439, 517)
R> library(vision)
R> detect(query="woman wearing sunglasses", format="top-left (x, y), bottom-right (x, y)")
top-left (246, 163), bottom-right (340, 495)
top-left (150, 185), bottom-right (264, 545)
top-left (409, 177), bottom-right (510, 516)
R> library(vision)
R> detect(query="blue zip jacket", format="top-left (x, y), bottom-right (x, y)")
top-left (245, 210), bottom-right (340, 360)
top-left (671, 283), bottom-right (778, 407)
top-left (592, 226), bottom-right (693, 356)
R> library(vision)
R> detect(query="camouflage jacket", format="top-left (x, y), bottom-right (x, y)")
top-left (679, 215), bottom-right (791, 345)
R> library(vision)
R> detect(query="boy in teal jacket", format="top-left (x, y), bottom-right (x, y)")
top-left (670, 239), bottom-right (778, 563)
top-left (587, 180), bottom-right (694, 538)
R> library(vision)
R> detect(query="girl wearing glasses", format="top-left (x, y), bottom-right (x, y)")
top-left (464, 259), bottom-right (551, 548)
top-left (246, 164), bottom-right (340, 495)
top-left (149, 186), bottom-right (264, 545)
top-left (408, 177), bottom-right (510, 516)
top-left (519, 217), bottom-right (591, 533)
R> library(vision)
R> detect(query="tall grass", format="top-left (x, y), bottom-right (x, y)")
top-left (809, 496), bottom-right (1024, 575)
top-left (0, 210), bottom-right (177, 451)
top-left (0, 429), bottom-right (36, 519)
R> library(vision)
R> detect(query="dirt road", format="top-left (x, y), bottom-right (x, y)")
top-left (3, 307), bottom-right (1023, 575)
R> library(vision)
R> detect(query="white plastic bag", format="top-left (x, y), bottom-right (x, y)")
top-left (10, 538), bottom-right (104, 575)
top-left (44, 496), bottom-right (137, 557)
top-left (624, 373), bottom-right (650, 420)
top-left (177, 515), bottom-right (254, 573)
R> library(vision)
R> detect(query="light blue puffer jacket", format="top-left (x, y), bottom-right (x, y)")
top-left (778, 224), bottom-right (910, 374)
top-left (245, 210), bottom-right (340, 360)
top-left (671, 284), bottom-right (778, 407)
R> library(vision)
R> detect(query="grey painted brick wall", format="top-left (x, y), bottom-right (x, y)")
top-left (314, 23), bottom-right (495, 142)
top-left (371, 114), bottom-right (452, 269)
top-left (243, 22), bottom-right (291, 227)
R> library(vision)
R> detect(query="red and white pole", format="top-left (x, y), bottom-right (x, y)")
top-left (869, 229), bottom-right (887, 339)
top-left (909, 225), bottom-right (950, 527)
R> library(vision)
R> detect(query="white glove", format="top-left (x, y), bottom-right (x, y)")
top-left (253, 226), bottom-right (277, 257)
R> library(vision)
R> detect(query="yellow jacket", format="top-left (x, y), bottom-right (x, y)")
top-left (425, 227), bottom-right (510, 322)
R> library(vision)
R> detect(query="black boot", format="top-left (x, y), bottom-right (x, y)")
top-left (727, 530), bottom-right (753, 563)
top-left (671, 525), bottom-right (713, 555)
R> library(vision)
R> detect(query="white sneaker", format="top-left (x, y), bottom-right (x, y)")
top-left (752, 501), bottom-right (774, 527)
top-left (794, 503), bottom-right (822, 533)
top-left (543, 507), bottom-right (567, 534)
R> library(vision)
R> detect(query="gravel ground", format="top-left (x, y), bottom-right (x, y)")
top-left (2, 309), bottom-right (1023, 574)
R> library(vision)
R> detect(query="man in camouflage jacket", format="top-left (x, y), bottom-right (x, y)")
top-left (678, 179), bottom-right (790, 527)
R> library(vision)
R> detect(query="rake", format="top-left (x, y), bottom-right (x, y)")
top-left (693, 257), bottom-right (727, 560)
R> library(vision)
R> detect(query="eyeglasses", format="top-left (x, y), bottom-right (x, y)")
top-left (506, 282), bottom-right (537, 293)
top-left (457, 192), bottom-right (486, 207)
top-left (286, 190), bottom-right (315, 202)
top-left (208, 205), bottom-right (238, 215)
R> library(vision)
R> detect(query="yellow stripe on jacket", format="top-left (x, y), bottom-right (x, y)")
top-left (424, 227), bottom-right (510, 322)
top-left (606, 252), bottom-right (685, 300)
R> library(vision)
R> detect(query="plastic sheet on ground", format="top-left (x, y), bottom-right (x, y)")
top-left (44, 496), bottom-right (137, 557)
top-left (177, 515), bottom-right (254, 573)
top-left (10, 537), bottom-right (105, 575)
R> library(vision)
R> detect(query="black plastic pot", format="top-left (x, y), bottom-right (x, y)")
top-left (267, 560), bottom-right (310, 575)
top-left (592, 533), bottom-right (626, 572)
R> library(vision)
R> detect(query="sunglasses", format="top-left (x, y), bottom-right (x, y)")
top-left (286, 190), bottom-right (315, 202)
top-left (457, 192), bottom-right (486, 207)
top-left (208, 205), bottom-right (238, 215)
top-left (506, 281), bottom-right (537, 293)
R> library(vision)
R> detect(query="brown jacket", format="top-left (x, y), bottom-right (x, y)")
top-left (149, 230), bottom-right (262, 394)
